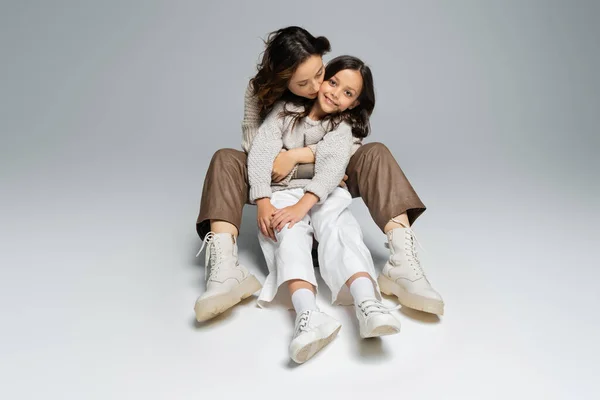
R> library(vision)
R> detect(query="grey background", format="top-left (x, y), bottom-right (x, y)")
top-left (1, 1), bottom-right (598, 399)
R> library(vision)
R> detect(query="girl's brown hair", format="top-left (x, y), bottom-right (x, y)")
top-left (283, 55), bottom-right (376, 139)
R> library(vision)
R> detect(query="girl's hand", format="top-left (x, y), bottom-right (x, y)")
top-left (256, 198), bottom-right (278, 241)
top-left (272, 150), bottom-right (297, 182)
top-left (271, 203), bottom-right (309, 232)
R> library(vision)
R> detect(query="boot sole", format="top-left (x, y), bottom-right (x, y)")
top-left (291, 323), bottom-right (341, 364)
top-left (378, 274), bottom-right (445, 316)
top-left (194, 275), bottom-right (262, 322)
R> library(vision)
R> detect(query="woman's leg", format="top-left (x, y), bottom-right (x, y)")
top-left (196, 148), bottom-right (249, 239)
top-left (345, 142), bottom-right (426, 230)
top-left (194, 148), bottom-right (261, 322)
top-left (345, 143), bottom-right (444, 315)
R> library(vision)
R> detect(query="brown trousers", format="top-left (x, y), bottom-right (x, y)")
top-left (196, 143), bottom-right (426, 239)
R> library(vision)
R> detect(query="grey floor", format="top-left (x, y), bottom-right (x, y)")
top-left (1, 1), bottom-right (598, 399)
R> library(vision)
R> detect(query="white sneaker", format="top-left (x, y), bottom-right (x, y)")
top-left (355, 298), bottom-right (402, 338)
top-left (194, 232), bottom-right (262, 322)
top-left (289, 310), bottom-right (341, 364)
top-left (378, 227), bottom-right (445, 315)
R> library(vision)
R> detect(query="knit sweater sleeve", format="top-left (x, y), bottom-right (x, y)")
top-left (304, 122), bottom-right (353, 203)
top-left (241, 83), bottom-right (263, 153)
top-left (247, 102), bottom-right (286, 202)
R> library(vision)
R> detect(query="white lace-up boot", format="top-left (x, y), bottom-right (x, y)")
top-left (194, 232), bottom-right (262, 322)
top-left (378, 227), bottom-right (445, 315)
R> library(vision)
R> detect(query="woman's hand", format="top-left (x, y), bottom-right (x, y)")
top-left (256, 198), bottom-right (277, 241)
top-left (272, 150), bottom-right (297, 182)
top-left (339, 174), bottom-right (348, 188)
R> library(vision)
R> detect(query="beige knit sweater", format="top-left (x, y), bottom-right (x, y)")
top-left (241, 83), bottom-right (362, 154)
top-left (247, 101), bottom-right (354, 204)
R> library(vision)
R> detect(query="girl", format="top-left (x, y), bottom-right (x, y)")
top-left (249, 56), bottom-right (402, 364)
top-left (195, 26), bottom-right (443, 323)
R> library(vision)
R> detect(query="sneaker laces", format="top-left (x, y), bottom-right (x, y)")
top-left (358, 298), bottom-right (401, 317)
top-left (295, 310), bottom-right (313, 335)
top-left (195, 232), bottom-right (223, 282)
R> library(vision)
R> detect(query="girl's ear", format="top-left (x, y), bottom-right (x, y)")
top-left (349, 100), bottom-right (360, 110)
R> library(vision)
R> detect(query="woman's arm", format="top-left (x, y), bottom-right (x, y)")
top-left (241, 83), bottom-right (264, 153)
top-left (271, 146), bottom-right (316, 182)
top-left (247, 102), bottom-right (286, 202)
top-left (269, 123), bottom-right (354, 232)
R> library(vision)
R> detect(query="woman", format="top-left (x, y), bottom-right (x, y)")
top-left (194, 26), bottom-right (444, 323)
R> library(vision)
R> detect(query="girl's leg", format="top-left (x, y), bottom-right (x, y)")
top-left (255, 189), bottom-right (341, 364)
top-left (194, 148), bottom-right (261, 322)
top-left (289, 281), bottom-right (317, 315)
top-left (345, 142), bottom-right (444, 315)
top-left (256, 189), bottom-right (318, 308)
top-left (311, 188), bottom-right (401, 338)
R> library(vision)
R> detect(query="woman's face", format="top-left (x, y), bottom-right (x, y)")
top-left (316, 69), bottom-right (363, 114)
top-left (287, 55), bottom-right (324, 99)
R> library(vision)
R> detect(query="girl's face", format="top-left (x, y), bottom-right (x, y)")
top-left (317, 69), bottom-right (362, 114)
top-left (287, 55), bottom-right (325, 99)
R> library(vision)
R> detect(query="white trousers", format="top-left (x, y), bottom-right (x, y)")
top-left (256, 188), bottom-right (381, 308)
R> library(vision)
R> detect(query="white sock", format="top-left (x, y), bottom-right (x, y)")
top-left (291, 288), bottom-right (317, 314)
top-left (349, 277), bottom-right (376, 305)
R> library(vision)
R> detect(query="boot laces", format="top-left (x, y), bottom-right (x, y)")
top-left (195, 232), bottom-right (224, 281)
top-left (405, 229), bottom-right (423, 274)
top-left (388, 219), bottom-right (425, 276)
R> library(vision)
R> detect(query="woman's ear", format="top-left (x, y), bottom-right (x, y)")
top-left (349, 100), bottom-right (360, 110)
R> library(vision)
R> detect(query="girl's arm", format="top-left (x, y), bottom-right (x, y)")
top-left (303, 122), bottom-right (353, 203)
top-left (271, 192), bottom-right (319, 231)
top-left (288, 147), bottom-right (316, 163)
top-left (270, 123), bottom-right (353, 232)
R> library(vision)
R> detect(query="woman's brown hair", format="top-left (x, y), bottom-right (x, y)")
top-left (250, 26), bottom-right (331, 119)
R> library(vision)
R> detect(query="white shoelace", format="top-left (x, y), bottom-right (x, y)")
top-left (358, 299), bottom-right (401, 317)
top-left (387, 219), bottom-right (425, 275)
top-left (295, 310), bottom-right (312, 335)
top-left (196, 232), bottom-right (222, 281)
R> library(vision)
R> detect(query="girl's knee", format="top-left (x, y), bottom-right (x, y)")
top-left (274, 221), bottom-right (310, 241)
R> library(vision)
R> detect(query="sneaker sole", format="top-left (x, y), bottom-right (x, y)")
top-left (361, 323), bottom-right (401, 339)
top-left (194, 275), bottom-right (262, 322)
top-left (378, 274), bottom-right (445, 316)
top-left (291, 323), bottom-right (341, 364)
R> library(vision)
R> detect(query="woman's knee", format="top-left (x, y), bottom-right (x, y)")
top-left (210, 148), bottom-right (246, 168)
top-left (360, 142), bottom-right (391, 159)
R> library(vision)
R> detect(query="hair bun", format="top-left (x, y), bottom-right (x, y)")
top-left (314, 36), bottom-right (331, 53)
